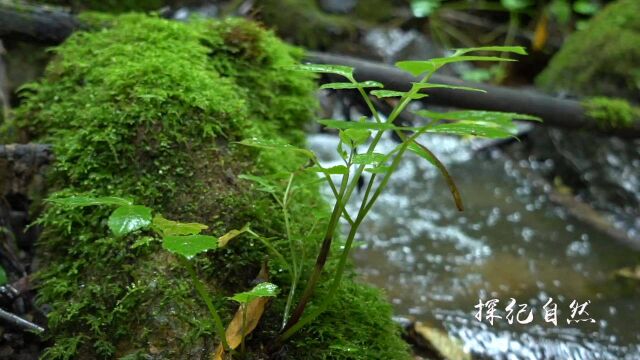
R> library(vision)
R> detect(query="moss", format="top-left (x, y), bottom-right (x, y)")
top-left (583, 97), bottom-right (640, 128)
top-left (11, 13), bottom-right (409, 359)
top-left (536, 0), bottom-right (640, 100)
top-left (285, 281), bottom-right (410, 359)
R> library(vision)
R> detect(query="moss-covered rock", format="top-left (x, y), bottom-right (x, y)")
top-left (536, 0), bottom-right (640, 101)
top-left (10, 14), bottom-right (409, 359)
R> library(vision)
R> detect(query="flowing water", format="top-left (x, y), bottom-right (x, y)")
top-left (307, 131), bottom-right (640, 360)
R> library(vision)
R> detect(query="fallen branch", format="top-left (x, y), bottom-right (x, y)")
top-left (305, 52), bottom-right (640, 138)
top-left (0, 307), bottom-right (44, 333)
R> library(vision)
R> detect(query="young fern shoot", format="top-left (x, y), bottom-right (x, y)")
top-left (238, 45), bottom-right (541, 344)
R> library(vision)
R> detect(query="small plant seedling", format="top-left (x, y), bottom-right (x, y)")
top-left (48, 195), bottom-right (248, 352)
top-left (238, 45), bottom-right (541, 344)
top-left (229, 282), bottom-right (280, 354)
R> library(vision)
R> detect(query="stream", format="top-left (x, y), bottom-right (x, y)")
top-left (308, 130), bottom-right (640, 360)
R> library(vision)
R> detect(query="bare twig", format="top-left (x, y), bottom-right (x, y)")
top-left (0, 307), bottom-right (44, 333)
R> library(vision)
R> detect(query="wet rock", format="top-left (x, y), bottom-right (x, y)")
top-left (171, 4), bottom-right (219, 21)
top-left (363, 28), bottom-right (443, 65)
top-left (319, 0), bottom-right (358, 14)
top-left (518, 128), bottom-right (640, 243)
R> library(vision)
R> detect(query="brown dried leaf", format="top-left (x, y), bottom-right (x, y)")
top-left (218, 225), bottom-right (249, 248)
top-left (616, 265), bottom-right (640, 281)
top-left (214, 263), bottom-right (270, 360)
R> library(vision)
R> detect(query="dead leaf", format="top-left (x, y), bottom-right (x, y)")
top-left (214, 263), bottom-right (271, 360)
top-left (412, 321), bottom-right (470, 360)
top-left (532, 12), bottom-right (549, 51)
top-left (218, 224), bottom-right (250, 248)
top-left (615, 265), bottom-right (640, 281)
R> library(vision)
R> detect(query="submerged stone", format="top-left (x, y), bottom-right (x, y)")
top-left (10, 14), bottom-right (410, 359)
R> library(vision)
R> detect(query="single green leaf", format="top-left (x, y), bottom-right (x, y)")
top-left (395, 60), bottom-right (437, 76)
top-left (287, 64), bottom-right (353, 78)
top-left (370, 90), bottom-right (428, 99)
top-left (49, 195), bottom-right (132, 208)
top-left (320, 81), bottom-right (383, 90)
top-left (365, 165), bottom-right (391, 174)
top-left (408, 141), bottom-right (464, 211)
top-left (238, 174), bottom-right (278, 194)
top-left (131, 236), bottom-right (157, 249)
top-left (339, 129), bottom-right (371, 147)
top-left (430, 56), bottom-right (517, 66)
top-left (573, 0), bottom-right (599, 15)
top-left (397, 56), bottom-right (516, 76)
top-left (413, 82), bottom-right (487, 93)
top-left (415, 110), bottom-right (541, 123)
top-left (229, 282), bottom-right (280, 304)
top-left (236, 138), bottom-right (316, 159)
top-left (501, 0), bottom-right (531, 11)
top-left (307, 165), bottom-right (349, 175)
top-left (0, 265), bottom-right (7, 286)
top-left (408, 142), bottom-right (436, 166)
top-left (318, 119), bottom-right (398, 131)
top-left (453, 46), bottom-right (528, 56)
top-left (162, 234), bottom-right (218, 260)
top-left (152, 215), bottom-right (208, 236)
top-left (427, 121), bottom-right (516, 138)
top-left (411, 0), bottom-right (441, 17)
top-left (353, 152), bottom-right (388, 165)
top-left (108, 205), bottom-right (153, 237)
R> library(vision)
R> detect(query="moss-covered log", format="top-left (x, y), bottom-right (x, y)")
top-left (7, 14), bottom-right (409, 359)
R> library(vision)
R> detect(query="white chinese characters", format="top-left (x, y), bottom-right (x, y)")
top-left (474, 298), bottom-right (595, 326)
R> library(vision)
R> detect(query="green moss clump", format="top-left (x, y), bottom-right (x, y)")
top-left (11, 13), bottom-right (409, 359)
top-left (583, 97), bottom-right (640, 128)
top-left (536, 0), bottom-right (640, 100)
